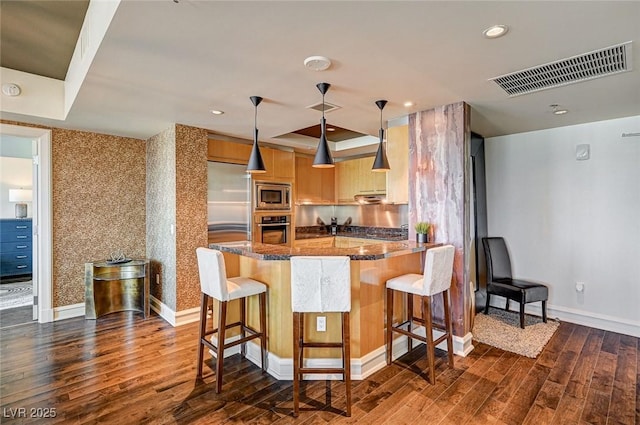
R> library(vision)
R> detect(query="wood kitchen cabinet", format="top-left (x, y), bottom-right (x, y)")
top-left (260, 147), bottom-right (295, 180)
top-left (385, 125), bottom-right (409, 204)
top-left (295, 155), bottom-right (335, 204)
top-left (294, 237), bottom-right (334, 248)
top-left (207, 139), bottom-right (252, 164)
top-left (335, 157), bottom-right (386, 203)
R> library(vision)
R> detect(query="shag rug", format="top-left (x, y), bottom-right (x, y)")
top-left (0, 281), bottom-right (33, 310)
top-left (473, 308), bottom-right (560, 358)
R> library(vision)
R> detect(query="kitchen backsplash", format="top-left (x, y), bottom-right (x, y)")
top-left (295, 204), bottom-right (408, 228)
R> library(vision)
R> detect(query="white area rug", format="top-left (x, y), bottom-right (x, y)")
top-left (473, 308), bottom-right (560, 358)
top-left (0, 281), bottom-right (33, 310)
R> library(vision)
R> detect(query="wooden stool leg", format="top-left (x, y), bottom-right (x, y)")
top-left (342, 311), bottom-right (351, 417)
top-left (259, 292), bottom-right (267, 372)
top-left (386, 288), bottom-right (393, 365)
top-left (443, 289), bottom-right (455, 368)
top-left (422, 295), bottom-right (435, 385)
top-left (240, 297), bottom-right (246, 357)
top-left (407, 293), bottom-right (414, 352)
top-left (292, 312), bottom-right (301, 417)
top-left (196, 293), bottom-right (208, 378)
top-left (215, 300), bottom-right (227, 393)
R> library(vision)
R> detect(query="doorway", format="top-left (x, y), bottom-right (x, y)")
top-left (0, 123), bottom-right (52, 325)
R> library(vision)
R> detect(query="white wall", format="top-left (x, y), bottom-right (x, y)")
top-left (485, 115), bottom-right (640, 337)
top-left (0, 157), bottom-right (33, 219)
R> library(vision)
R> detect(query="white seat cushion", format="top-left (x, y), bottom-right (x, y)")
top-left (386, 273), bottom-right (425, 296)
top-left (227, 277), bottom-right (267, 301)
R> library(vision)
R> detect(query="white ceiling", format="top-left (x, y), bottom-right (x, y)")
top-left (1, 1), bottom-right (639, 157)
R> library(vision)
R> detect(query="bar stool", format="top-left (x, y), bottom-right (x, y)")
top-left (195, 247), bottom-right (267, 393)
top-left (290, 256), bottom-right (352, 417)
top-left (385, 245), bottom-right (455, 384)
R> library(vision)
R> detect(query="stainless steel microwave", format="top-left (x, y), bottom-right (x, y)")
top-left (254, 182), bottom-right (291, 210)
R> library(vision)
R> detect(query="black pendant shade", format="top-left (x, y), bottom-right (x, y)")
top-left (312, 82), bottom-right (335, 168)
top-left (372, 99), bottom-right (390, 172)
top-left (247, 96), bottom-right (266, 173)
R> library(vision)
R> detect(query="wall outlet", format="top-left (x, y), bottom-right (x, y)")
top-left (575, 281), bottom-right (585, 292)
top-left (316, 316), bottom-right (326, 332)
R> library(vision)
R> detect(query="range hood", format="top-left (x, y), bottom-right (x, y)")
top-left (354, 194), bottom-right (385, 204)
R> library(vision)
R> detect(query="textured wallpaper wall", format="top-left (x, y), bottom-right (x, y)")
top-left (52, 128), bottom-right (146, 307)
top-left (146, 126), bottom-right (177, 310)
top-left (175, 124), bottom-right (208, 311)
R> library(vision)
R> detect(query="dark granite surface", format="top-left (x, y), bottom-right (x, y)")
top-left (295, 225), bottom-right (408, 241)
top-left (209, 239), bottom-right (438, 261)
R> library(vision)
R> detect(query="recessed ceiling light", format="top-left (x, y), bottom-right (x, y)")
top-left (483, 25), bottom-right (509, 39)
top-left (550, 104), bottom-right (568, 115)
top-left (210, 109), bottom-right (224, 115)
top-left (327, 127), bottom-right (336, 132)
top-left (304, 56), bottom-right (332, 71)
top-left (403, 101), bottom-right (414, 108)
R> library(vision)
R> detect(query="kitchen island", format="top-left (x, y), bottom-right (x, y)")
top-left (208, 238), bottom-right (441, 380)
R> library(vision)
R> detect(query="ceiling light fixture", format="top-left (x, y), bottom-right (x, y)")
top-left (312, 83), bottom-right (335, 168)
top-left (403, 101), bottom-right (414, 108)
top-left (550, 104), bottom-right (568, 115)
top-left (304, 56), bottom-right (332, 71)
top-left (210, 109), bottom-right (224, 115)
top-left (372, 100), bottom-right (390, 172)
top-left (483, 24), bottom-right (509, 39)
top-left (246, 96), bottom-right (266, 173)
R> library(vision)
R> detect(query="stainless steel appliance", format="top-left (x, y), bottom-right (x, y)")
top-left (255, 215), bottom-right (291, 245)
top-left (207, 162), bottom-right (251, 243)
top-left (254, 181), bottom-right (291, 211)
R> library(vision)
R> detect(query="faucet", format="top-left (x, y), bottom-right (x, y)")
top-left (330, 217), bottom-right (338, 235)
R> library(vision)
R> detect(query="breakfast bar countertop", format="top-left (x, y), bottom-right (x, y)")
top-left (209, 240), bottom-right (438, 261)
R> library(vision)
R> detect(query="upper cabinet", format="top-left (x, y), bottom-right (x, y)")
top-left (207, 139), bottom-right (252, 164)
top-left (207, 139), bottom-right (294, 181)
top-left (294, 155), bottom-right (335, 204)
top-left (385, 125), bottom-right (409, 204)
top-left (260, 147), bottom-right (295, 180)
top-left (335, 156), bottom-right (386, 203)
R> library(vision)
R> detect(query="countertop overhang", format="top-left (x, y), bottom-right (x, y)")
top-left (209, 240), bottom-right (439, 261)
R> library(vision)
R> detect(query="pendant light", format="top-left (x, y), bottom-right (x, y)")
top-left (247, 96), bottom-right (266, 173)
top-left (372, 99), bottom-right (390, 172)
top-left (312, 82), bottom-right (335, 168)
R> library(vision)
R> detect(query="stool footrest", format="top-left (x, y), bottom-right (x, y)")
top-left (299, 367), bottom-right (346, 374)
top-left (300, 342), bottom-right (344, 349)
top-left (391, 325), bottom-right (427, 343)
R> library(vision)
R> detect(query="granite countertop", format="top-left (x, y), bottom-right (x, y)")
top-left (295, 225), bottom-right (408, 242)
top-left (209, 240), bottom-right (439, 261)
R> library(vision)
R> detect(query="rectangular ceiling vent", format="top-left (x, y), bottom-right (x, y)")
top-left (490, 41), bottom-right (632, 96)
top-left (307, 102), bottom-right (341, 113)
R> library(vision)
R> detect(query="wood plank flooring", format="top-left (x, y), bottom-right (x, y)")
top-left (0, 313), bottom-right (637, 424)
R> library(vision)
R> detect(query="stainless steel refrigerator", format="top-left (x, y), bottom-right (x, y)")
top-left (207, 161), bottom-right (251, 243)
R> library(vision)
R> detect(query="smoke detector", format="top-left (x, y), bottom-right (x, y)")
top-left (304, 56), bottom-right (331, 71)
top-left (2, 83), bottom-right (21, 96)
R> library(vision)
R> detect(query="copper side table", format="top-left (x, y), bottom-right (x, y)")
top-left (85, 259), bottom-right (149, 319)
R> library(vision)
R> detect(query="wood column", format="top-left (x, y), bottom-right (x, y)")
top-left (408, 102), bottom-right (472, 337)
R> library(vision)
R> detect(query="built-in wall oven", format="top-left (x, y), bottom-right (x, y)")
top-left (254, 181), bottom-right (291, 211)
top-left (255, 215), bottom-right (291, 245)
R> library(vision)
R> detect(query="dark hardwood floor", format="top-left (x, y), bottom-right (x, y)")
top-left (0, 312), bottom-right (637, 424)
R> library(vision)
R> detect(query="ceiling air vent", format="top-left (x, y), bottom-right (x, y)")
top-left (307, 101), bottom-right (341, 113)
top-left (490, 41), bottom-right (632, 96)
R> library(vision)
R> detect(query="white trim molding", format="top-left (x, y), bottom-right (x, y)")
top-left (53, 303), bottom-right (85, 321)
top-left (149, 295), bottom-right (200, 327)
top-left (489, 297), bottom-right (640, 338)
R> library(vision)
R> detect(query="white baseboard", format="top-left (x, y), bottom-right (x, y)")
top-left (149, 295), bottom-right (200, 327)
top-left (53, 303), bottom-right (85, 321)
top-left (488, 297), bottom-right (640, 338)
top-left (205, 329), bottom-right (473, 382)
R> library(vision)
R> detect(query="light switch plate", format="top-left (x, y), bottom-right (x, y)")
top-left (576, 144), bottom-right (590, 160)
